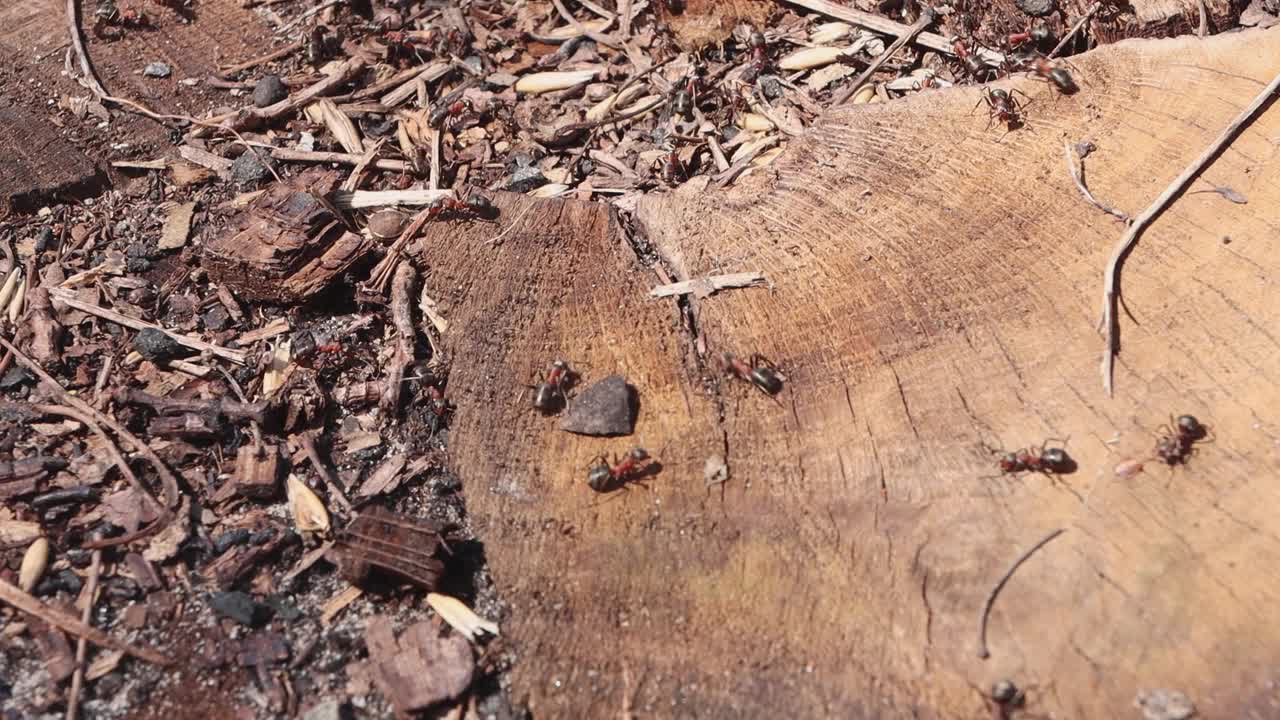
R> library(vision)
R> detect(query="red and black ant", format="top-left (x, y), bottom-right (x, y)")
top-left (951, 38), bottom-right (992, 80)
top-left (976, 87), bottom-right (1030, 131)
top-left (425, 384), bottom-right (452, 435)
top-left (1011, 52), bottom-right (1079, 95)
top-left (428, 99), bottom-right (471, 128)
top-left (741, 28), bottom-right (770, 84)
top-left (531, 360), bottom-right (574, 414)
top-left (587, 448), bottom-right (656, 492)
top-left (987, 439), bottom-right (1074, 476)
top-left (722, 352), bottom-right (784, 396)
top-left (426, 194), bottom-right (498, 222)
top-left (1005, 24), bottom-right (1054, 52)
top-left (1153, 414), bottom-right (1210, 466)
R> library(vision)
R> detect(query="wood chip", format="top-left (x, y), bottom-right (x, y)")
top-left (649, 272), bottom-right (768, 299)
top-left (158, 201), bottom-right (197, 251)
top-left (286, 474), bottom-right (331, 535)
top-left (320, 585), bottom-right (363, 626)
top-left (425, 593), bottom-right (499, 641)
top-left (366, 616), bottom-right (475, 713)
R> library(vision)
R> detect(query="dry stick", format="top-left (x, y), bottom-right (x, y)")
top-left (1048, 2), bottom-right (1102, 59)
top-left (778, 0), bottom-right (1002, 64)
top-left (1196, 0), bottom-right (1209, 38)
top-left (64, 548), bottom-right (102, 720)
top-left (0, 577), bottom-right (172, 666)
top-left (32, 404), bottom-right (167, 522)
top-left (976, 528), bottom-right (1066, 660)
top-left (551, 0), bottom-right (621, 48)
top-left (0, 338), bottom-right (181, 516)
top-left (217, 40), bottom-right (304, 76)
top-left (267, 146), bottom-right (412, 172)
top-left (1063, 142), bottom-right (1129, 222)
top-left (381, 262), bottom-right (418, 416)
top-left (47, 289), bottom-right (249, 364)
top-left (1099, 71), bottom-right (1280, 396)
top-left (299, 433), bottom-right (353, 512)
top-left (831, 8), bottom-right (937, 106)
top-left (66, 0), bottom-right (108, 98)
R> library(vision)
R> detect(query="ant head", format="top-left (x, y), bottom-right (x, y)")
top-left (1176, 414), bottom-right (1203, 437)
top-left (991, 680), bottom-right (1023, 706)
top-left (629, 448), bottom-right (650, 461)
top-left (998, 453), bottom-right (1019, 471)
top-left (550, 359), bottom-right (570, 371)
top-left (747, 29), bottom-right (765, 49)
top-left (1030, 24), bottom-right (1053, 43)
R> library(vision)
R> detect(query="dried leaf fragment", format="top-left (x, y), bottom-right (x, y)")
top-left (0, 269), bottom-right (21, 312)
top-left (0, 520), bottom-right (42, 545)
top-left (19, 537), bottom-right (50, 592)
top-left (426, 593), bottom-right (499, 641)
top-left (514, 69), bottom-right (599, 94)
top-left (287, 474), bottom-right (331, 535)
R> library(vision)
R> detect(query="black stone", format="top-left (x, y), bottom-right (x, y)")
top-left (503, 165), bottom-right (546, 193)
top-left (133, 327), bottom-right (185, 362)
top-left (0, 367), bottom-right (32, 390)
top-left (1014, 0), bottom-right (1056, 16)
top-left (231, 151), bottom-right (276, 188)
top-left (202, 305), bottom-right (231, 332)
top-left (559, 375), bottom-right (638, 436)
top-left (212, 528), bottom-right (252, 554)
top-left (758, 74), bottom-right (785, 100)
top-left (208, 591), bottom-right (270, 627)
top-left (34, 227), bottom-right (56, 254)
top-left (253, 75), bottom-right (289, 108)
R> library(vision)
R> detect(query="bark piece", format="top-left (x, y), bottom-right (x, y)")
top-left (365, 616), bottom-right (474, 714)
top-left (331, 507), bottom-right (447, 590)
top-left (203, 169), bottom-right (373, 303)
top-left (232, 443), bottom-right (285, 500)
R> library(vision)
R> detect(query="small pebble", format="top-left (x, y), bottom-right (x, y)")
top-left (1014, 0), bottom-right (1056, 16)
top-left (504, 164), bottom-right (547, 193)
top-left (208, 591), bottom-right (270, 627)
top-left (143, 62), bottom-right (172, 78)
top-left (1137, 689), bottom-right (1196, 720)
top-left (202, 305), bottom-right (231, 332)
top-left (560, 375), bottom-right (638, 437)
top-left (230, 151), bottom-right (275, 188)
top-left (133, 327), bottom-right (185, 363)
top-left (253, 75), bottom-right (288, 108)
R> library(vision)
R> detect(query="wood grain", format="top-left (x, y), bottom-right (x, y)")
top-left (431, 28), bottom-right (1280, 719)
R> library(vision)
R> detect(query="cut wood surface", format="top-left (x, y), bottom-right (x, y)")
top-left (428, 27), bottom-right (1280, 718)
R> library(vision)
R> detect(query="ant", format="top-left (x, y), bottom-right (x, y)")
top-left (742, 28), bottom-right (769, 84)
top-left (1005, 24), bottom-right (1054, 52)
top-left (976, 87), bottom-right (1030, 131)
top-left (531, 360), bottom-right (574, 414)
top-left (986, 439), bottom-right (1073, 477)
top-left (1012, 52), bottom-right (1079, 95)
top-left (426, 194), bottom-right (498, 222)
top-left (951, 38), bottom-right (992, 79)
top-left (428, 98), bottom-right (471, 129)
top-left (424, 385), bottom-right (452, 435)
top-left (1153, 414), bottom-right (1209, 466)
top-left (722, 352), bottom-right (784, 396)
top-left (587, 448), bottom-right (656, 492)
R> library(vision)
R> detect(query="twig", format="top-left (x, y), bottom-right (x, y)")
top-left (32, 404), bottom-right (167, 524)
top-left (64, 548), bottom-right (102, 720)
top-left (976, 529), bottom-right (1066, 659)
top-left (331, 189), bottom-right (454, 210)
top-left (1099, 71), bottom-right (1280, 395)
top-left (47, 288), bottom-right (249, 364)
top-left (1196, 0), bottom-right (1209, 38)
top-left (0, 577), bottom-right (172, 666)
top-left (381, 262), bottom-right (418, 416)
top-left (1049, 2), bottom-right (1102, 59)
top-left (266, 146), bottom-right (412, 172)
top-left (778, 0), bottom-right (1002, 65)
top-left (278, 0), bottom-right (343, 33)
top-left (649, 272), bottom-right (769, 298)
top-left (1063, 142), bottom-right (1129, 222)
top-left (299, 433), bottom-right (353, 512)
top-left (551, 0), bottom-right (621, 48)
top-left (484, 201), bottom-right (538, 245)
top-left (0, 337), bottom-right (181, 517)
top-left (66, 0), bottom-right (108, 99)
top-left (217, 40), bottom-right (304, 76)
top-left (832, 8), bottom-right (938, 106)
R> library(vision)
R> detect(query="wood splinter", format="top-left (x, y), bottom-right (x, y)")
top-left (649, 272), bottom-right (769, 299)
